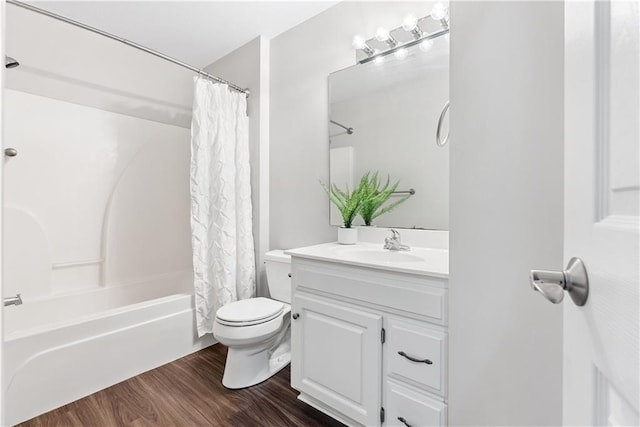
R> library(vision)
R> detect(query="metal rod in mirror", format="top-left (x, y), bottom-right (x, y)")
top-left (392, 188), bottom-right (415, 196)
top-left (330, 120), bottom-right (354, 135)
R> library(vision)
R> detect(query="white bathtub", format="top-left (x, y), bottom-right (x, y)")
top-left (3, 272), bottom-right (214, 426)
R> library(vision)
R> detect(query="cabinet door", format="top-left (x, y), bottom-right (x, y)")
top-left (292, 292), bottom-right (382, 426)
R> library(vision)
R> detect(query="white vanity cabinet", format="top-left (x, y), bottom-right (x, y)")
top-left (289, 254), bottom-right (449, 427)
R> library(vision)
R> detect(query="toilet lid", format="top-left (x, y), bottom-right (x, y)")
top-left (216, 297), bottom-right (284, 326)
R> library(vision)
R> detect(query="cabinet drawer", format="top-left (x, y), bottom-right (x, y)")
top-left (387, 318), bottom-right (447, 396)
top-left (385, 380), bottom-right (447, 427)
top-left (295, 261), bottom-right (447, 323)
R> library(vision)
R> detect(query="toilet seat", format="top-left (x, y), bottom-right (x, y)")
top-left (216, 297), bottom-right (285, 327)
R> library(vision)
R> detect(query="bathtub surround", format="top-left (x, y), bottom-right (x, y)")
top-left (3, 4), bottom-right (197, 300)
top-left (3, 89), bottom-right (194, 295)
top-left (190, 78), bottom-right (256, 337)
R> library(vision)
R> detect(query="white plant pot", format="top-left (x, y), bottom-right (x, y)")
top-left (337, 227), bottom-right (357, 245)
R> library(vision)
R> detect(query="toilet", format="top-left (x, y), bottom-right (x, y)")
top-left (212, 250), bottom-right (292, 389)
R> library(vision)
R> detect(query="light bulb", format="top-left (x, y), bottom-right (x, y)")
top-left (402, 14), bottom-right (418, 31)
top-left (419, 39), bottom-right (434, 52)
top-left (351, 34), bottom-right (366, 49)
top-left (352, 34), bottom-right (375, 56)
top-left (352, 35), bottom-right (366, 50)
top-left (375, 26), bottom-right (398, 47)
top-left (375, 27), bottom-right (390, 42)
top-left (431, 2), bottom-right (447, 20)
top-left (402, 13), bottom-right (423, 40)
top-left (374, 56), bottom-right (385, 65)
top-left (394, 48), bottom-right (408, 60)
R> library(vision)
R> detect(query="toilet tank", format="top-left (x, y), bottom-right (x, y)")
top-left (264, 250), bottom-right (291, 303)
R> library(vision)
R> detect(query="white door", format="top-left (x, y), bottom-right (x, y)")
top-left (291, 292), bottom-right (382, 426)
top-left (564, 1), bottom-right (639, 425)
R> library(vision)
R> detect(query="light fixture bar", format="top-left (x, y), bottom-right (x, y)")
top-left (358, 28), bottom-right (449, 65)
top-left (408, 27), bottom-right (423, 40)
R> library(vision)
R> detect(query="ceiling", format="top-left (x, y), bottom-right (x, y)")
top-left (31, 1), bottom-right (340, 67)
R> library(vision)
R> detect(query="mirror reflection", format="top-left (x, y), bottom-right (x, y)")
top-left (328, 36), bottom-right (449, 230)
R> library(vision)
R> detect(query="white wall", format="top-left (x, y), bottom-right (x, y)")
top-left (269, 1), bottom-right (437, 250)
top-left (204, 37), bottom-right (270, 296)
top-left (449, 2), bottom-right (564, 425)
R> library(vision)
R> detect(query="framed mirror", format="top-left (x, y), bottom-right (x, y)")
top-left (328, 36), bottom-right (449, 230)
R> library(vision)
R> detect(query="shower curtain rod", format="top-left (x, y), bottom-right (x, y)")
top-left (6, 0), bottom-right (250, 97)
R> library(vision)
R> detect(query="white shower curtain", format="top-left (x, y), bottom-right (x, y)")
top-left (190, 77), bottom-right (255, 337)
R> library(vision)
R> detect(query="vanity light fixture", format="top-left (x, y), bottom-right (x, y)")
top-left (352, 9), bottom-right (449, 65)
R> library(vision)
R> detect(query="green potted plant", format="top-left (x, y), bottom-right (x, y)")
top-left (321, 181), bottom-right (362, 244)
top-left (357, 172), bottom-right (410, 226)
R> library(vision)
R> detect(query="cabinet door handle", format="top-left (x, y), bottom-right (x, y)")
top-left (398, 351), bottom-right (432, 364)
top-left (398, 416), bottom-right (413, 427)
top-left (292, 313), bottom-right (299, 320)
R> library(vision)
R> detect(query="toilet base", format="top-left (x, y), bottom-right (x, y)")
top-left (221, 329), bottom-right (291, 389)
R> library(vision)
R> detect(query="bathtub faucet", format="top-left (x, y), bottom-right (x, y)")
top-left (4, 293), bottom-right (22, 306)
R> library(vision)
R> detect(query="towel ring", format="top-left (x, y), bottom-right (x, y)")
top-left (436, 101), bottom-right (450, 147)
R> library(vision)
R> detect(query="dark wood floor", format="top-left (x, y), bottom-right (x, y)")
top-left (19, 344), bottom-right (344, 427)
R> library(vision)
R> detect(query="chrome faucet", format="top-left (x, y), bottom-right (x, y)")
top-left (4, 294), bottom-right (23, 307)
top-left (383, 229), bottom-right (410, 251)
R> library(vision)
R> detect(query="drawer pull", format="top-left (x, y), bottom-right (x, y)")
top-left (398, 417), bottom-right (413, 427)
top-left (398, 351), bottom-right (433, 365)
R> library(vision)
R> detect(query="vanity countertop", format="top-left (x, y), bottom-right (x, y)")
top-left (285, 242), bottom-right (449, 278)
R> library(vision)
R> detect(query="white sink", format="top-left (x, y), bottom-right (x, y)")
top-left (338, 248), bottom-right (425, 264)
top-left (286, 243), bottom-right (449, 277)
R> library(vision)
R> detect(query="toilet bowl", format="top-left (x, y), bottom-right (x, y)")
top-left (212, 250), bottom-right (292, 389)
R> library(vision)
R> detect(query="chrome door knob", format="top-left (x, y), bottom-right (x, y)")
top-left (530, 257), bottom-right (589, 306)
top-left (4, 148), bottom-right (18, 157)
